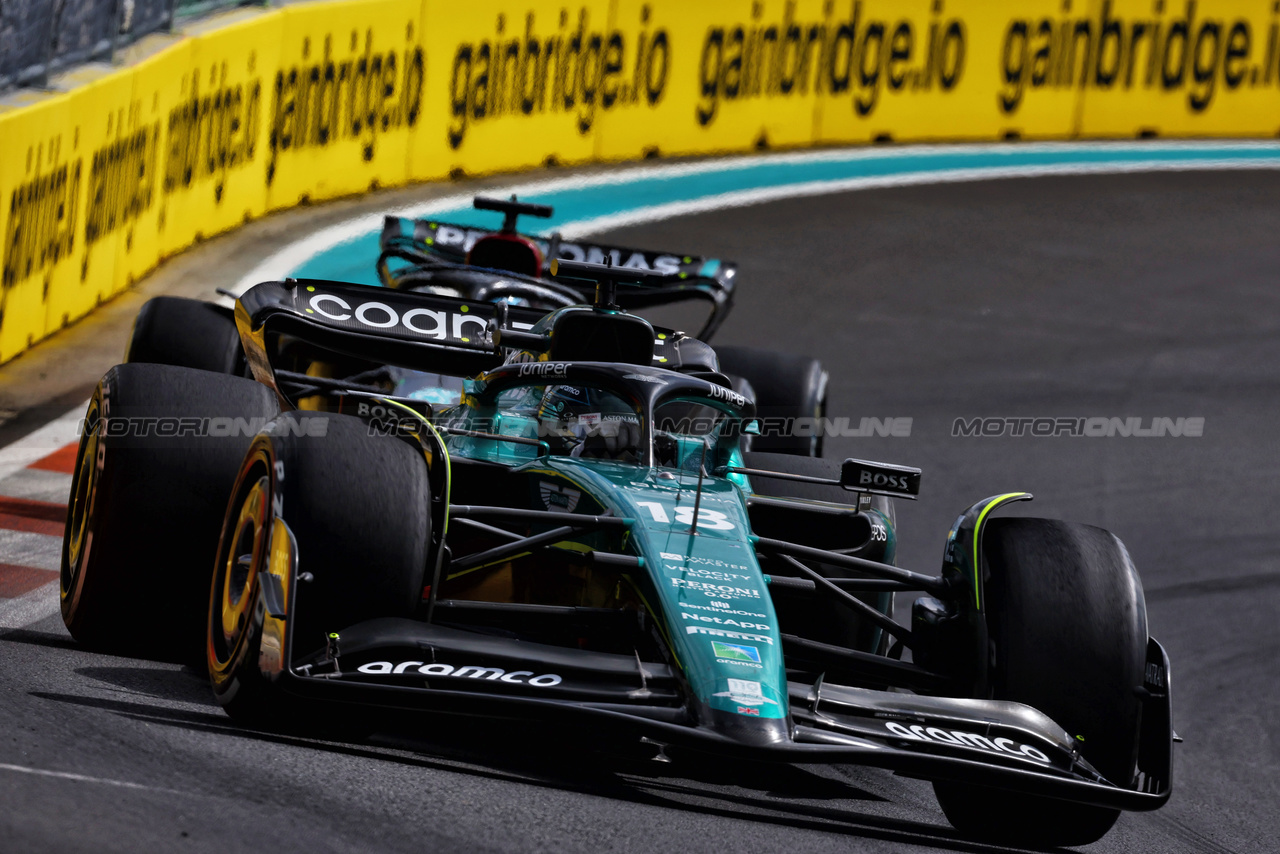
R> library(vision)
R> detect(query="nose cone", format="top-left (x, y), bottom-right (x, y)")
top-left (703, 704), bottom-right (792, 746)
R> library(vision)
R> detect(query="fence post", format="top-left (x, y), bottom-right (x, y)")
top-left (110, 0), bottom-right (127, 64)
top-left (38, 0), bottom-right (55, 87)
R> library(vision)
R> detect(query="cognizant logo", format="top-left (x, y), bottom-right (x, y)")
top-left (307, 294), bottom-right (488, 341)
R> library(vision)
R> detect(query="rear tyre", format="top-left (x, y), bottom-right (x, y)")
top-left (208, 413), bottom-right (431, 725)
top-left (60, 364), bottom-right (278, 658)
top-left (126, 296), bottom-right (245, 375)
top-left (933, 517), bottom-right (1148, 848)
top-left (715, 346), bottom-right (827, 456)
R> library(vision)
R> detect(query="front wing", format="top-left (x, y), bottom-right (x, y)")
top-left (264, 613), bottom-right (1173, 813)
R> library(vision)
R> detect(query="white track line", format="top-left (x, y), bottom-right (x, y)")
top-left (0, 405), bottom-right (86, 482)
top-left (0, 762), bottom-right (178, 793)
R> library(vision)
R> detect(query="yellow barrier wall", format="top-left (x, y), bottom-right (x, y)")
top-left (3, 0), bottom-right (1280, 364)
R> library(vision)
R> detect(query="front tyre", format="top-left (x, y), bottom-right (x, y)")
top-left (933, 517), bottom-right (1148, 848)
top-left (208, 413), bottom-right (431, 724)
top-left (61, 364), bottom-right (277, 657)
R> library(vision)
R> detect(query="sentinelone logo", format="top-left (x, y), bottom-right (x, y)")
top-left (953, 416), bottom-right (1204, 438)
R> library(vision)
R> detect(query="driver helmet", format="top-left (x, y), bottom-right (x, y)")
top-left (536, 385), bottom-right (641, 461)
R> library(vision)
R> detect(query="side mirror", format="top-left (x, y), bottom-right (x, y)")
top-left (840, 458), bottom-right (922, 499)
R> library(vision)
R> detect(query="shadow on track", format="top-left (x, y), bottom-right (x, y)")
top-left (0, 628), bottom-right (83, 651)
top-left (74, 665), bottom-right (219, 706)
top-left (29, 682), bottom-right (1069, 854)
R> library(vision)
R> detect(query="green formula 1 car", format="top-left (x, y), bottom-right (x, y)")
top-left (59, 214), bottom-right (1173, 849)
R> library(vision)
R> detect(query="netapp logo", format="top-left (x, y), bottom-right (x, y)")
top-left (680, 612), bottom-right (769, 631)
top-left (356, 661), bottom-right (563, 686)
top-left (884, 722), bottom-right (1051, 764)
top-left (307, 294), bottom-right (487, 341)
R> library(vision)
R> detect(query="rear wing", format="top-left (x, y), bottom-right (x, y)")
top-left (377, 216), bottom-right (737, 339)
top-left (234, 279), bottom-right (721, 405)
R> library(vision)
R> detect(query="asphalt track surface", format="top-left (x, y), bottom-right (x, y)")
top-left (1, 169), bottom-right (1277, 853)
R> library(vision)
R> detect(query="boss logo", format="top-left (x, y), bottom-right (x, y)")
top-left (841, 459), bottom-right (922, 497)
top-left (859, 471), bottom-right (913, 490)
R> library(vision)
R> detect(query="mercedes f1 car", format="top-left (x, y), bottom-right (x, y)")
top-left (59, 199), bottom-right (1173, 848)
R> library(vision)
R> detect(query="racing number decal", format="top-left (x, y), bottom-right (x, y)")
top-left (636, 501), bottom-right (735, 531)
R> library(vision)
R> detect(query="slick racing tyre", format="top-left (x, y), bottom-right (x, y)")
top-left (715, 345), bottom-right (827, 457)
top-left (126, 296), bottom-right (246, 376)
top-left (61, 364), bottom-right (278, 658)
top-left (208, 413), bottom-right (431, 724)
top-left (743, 452), bottom-right (895, 655)
top-left (933, 517), bottom-right (1148, 848)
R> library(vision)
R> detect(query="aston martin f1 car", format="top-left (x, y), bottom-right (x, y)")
top-left (60, 216), bottom-right (1172, 849)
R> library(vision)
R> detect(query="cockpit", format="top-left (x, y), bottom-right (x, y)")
top-left (441, 368), bottom-right (748, 472)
